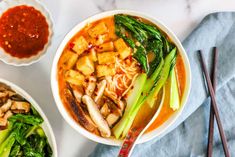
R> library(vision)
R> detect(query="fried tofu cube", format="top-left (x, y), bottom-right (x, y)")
top-left (61, 50), bottom-right (78, 69)
top-left (76, 56), bottom-right (94, 75)
top-left (114, 38), bottom-right (128, 51)
top-left (72, 36), bottom-right (88, 55)
top-left (88, 22), bottom-right (108, 37)
top-left (88, 48), bottom-right (97, 62)
top-left (89, 34), bottom-right (109, 46)
top-left (97, 52), bottom-right (116, 64)
top-left (97, 42), bottom-right (114, 52)
top-left (65, 70), bottom-right (85, 86)
top-left (114, 38), bottom-right (131, 59)
top-left (119, 47), bottom-right (131, 59)
top-left (96, 64), bottom-right (115, 77)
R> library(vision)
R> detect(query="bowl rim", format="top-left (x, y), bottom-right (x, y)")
top-left (51, 9), bottom-right (191, 146)
top-left (0, 0), bottom-right (53, 66)
top-left (0, 78), bottom-right (58, 157)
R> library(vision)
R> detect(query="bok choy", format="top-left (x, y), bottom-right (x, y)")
top-left (113, 14), bottom-right (178, 139)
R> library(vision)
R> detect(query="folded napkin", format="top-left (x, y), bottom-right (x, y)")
top-left (89, 12), bottom-right (235, 157)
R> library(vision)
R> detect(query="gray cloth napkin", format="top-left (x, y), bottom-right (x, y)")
top-left (89, 12), bottom-right (235, 157)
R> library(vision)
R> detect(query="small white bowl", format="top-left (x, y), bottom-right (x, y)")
top-left (51, 10), bottom-right (191, 146)
top-left (0, 78), bottom-right (57, 157)
top-left (0, 0), bottom-right (53, 66)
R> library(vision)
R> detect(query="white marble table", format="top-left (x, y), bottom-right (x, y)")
top-left (0, 0), bottom-right (235, 156)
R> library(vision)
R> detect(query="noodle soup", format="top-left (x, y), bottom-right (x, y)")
top-left (54, 12), bottom-right (189, 143)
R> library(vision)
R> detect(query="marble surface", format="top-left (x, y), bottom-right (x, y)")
top-left (0, 0), bottom-right (235, 156)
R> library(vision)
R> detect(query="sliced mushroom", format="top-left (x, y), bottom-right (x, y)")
top-left (94, 80), bottom-right (106, 103)
top-left (106, 113), bottom-right (121, 127)
top-left (3, 110), bottom-right (13, 120)
top-left (100, 103), bottom-right (110, 118)
top-left (104, 98), bottom-right (123, 116)
top-left (11, 101), bottom-right (30, 113)
top-left (0, 91), bottom-right (8, 98)
top-left (104, 90), bottom-right (125, 112)
top-left (82, 95), bottom-right (111, 137)
top-left (115, 100), bottom-right (125, 112)
top-left (71, 85), bottom-right (84, 103)
top-left (65, 85), bottom-right (97, 132)
top-left (0, 99), bottom-right (12, 116)
top-left (85, 76), bottom-right (96, 96)
top-left (0, 117), bottom-right (7, 127)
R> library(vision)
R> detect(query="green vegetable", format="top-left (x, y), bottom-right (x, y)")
top-left (9, 143), bottom-right (21, 157)
top-left (30, 106), bottom-right (41, 117)
top-left (11, 123), bottom-right (28, 145)
top-left (113, 14), bottom-right (178, 139)
top-left (0, 134), bottom-right (15, 157)
top-left (133, 45), bottom-right (149, 73)
top-left (8, 114), bottom-right (43, 125)
top-left (0, 123), bottom-right (12, 144)
top-left (136, 58), bottom-right (164, 105)
top-left (0, 108), bottom-right (52, 157)
top-left (146, 40), bottom-right (163, 76)
top-left (122, 48), bottom-right (176, 137)
top-left (115, 23), bottom-right (135, 48)
top-left (169, 68), bottom-right (180, 110)
top-left (162, 36), bottom-right (174, 56)
top-left (36, 127), bottom-right (46, 138)
top-left (127, 16), bottom-right (162, 40)
top-left (147, 47), bottom-right (177, 107)
top-left (114, 14), bottom-right (169, 76)
top-left (25, 125), bottom-right (38, 138)
top-left (113, 73), bottom-right (147, 139)
top-left (115, 15), bottom-right (148, 44)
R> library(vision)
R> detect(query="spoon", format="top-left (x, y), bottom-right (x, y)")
top-left (118, 87), bottom-right (165, 157)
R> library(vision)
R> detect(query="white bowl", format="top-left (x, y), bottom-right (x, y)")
top-left (0, 0), bottom-right (53, 66)
top-left (51, 10), bottom-right (191, 146)
top-left (0, 78), bottom-right (57, 157)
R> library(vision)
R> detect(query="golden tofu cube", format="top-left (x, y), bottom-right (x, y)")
top-left (88, 22), bottom-right (108, 37)
top-left (65, 70), bottom-right (85, 86)
top-left (61, 50), bottom-right (78, 69)
top-left (114, 38), bottom-right (128, 51)
top-left (119, 47), bottom-right (131, 59)
top-left (88, 48), bottom-right (97, 62)
top-left (72, 36), bottom-right (88, 55)
top-left (96, 64), bottom-right (115, 77)
top-left (89, 34), bottom-right (109, 46)
top-left (114, 38), bottom-right (131, 59)
top-left (97, 42), bottom-right (114, 52)
top-left (97, 52), bottom-right (116, 64)
top-left (76, 56), bottom-right (94, 75)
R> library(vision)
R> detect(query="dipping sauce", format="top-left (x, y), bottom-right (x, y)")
top-left (0, 5), bottom-right (49, 58)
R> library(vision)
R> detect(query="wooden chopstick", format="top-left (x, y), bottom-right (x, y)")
top-left (207, 47), bottom-right (218, 157)
top-left (198, 50), bottom-right (230, 157)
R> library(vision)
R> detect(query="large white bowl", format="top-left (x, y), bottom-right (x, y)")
top-left (51, 10), bottom-right (191, 146)
top-left (0, 78), bottom-right (57, 157)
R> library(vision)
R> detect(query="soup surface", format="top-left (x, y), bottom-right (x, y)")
top-left (57, 15), bottom-right (186, 139)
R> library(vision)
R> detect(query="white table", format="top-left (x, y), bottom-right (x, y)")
top-left (0, 0), bottom-right (234, 156)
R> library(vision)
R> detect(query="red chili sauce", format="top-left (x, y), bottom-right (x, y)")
top-left (0, 5), bottom-right (49, 58)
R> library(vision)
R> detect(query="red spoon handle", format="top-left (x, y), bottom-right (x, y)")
top-left (118, 127), bottom-right (144, 157)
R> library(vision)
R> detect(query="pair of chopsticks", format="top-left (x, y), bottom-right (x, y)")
top-left (198, 48), bottom-right (230, 157)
